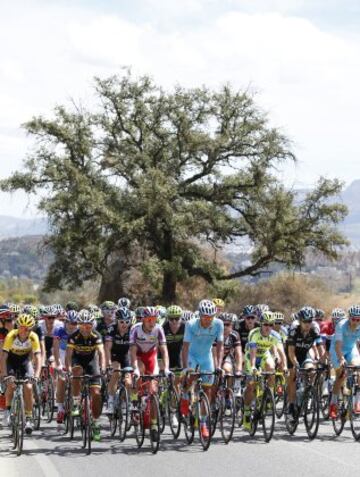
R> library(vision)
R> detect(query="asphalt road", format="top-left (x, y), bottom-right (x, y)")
top-left (2, 413), bottom-right (360, 477)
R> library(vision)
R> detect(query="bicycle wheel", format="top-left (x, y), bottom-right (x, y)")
top-left (235, 396), bottom-right (244, 428)
top-left (149, 394), bottom-right (161, 454)
top-left (167, 386), bottom-right (181, 439)
top-left (249, 401), bottom-right (258, 437)
top-left (210, 396), bottom-right (219, 437)
top-left (33, 384), bottom-right (41, 431)
top-left (133, 407), bottom-right (145, 448)
top-left (81, 396), bottom-right (92, 455)
top-left (304, 386), bottom-right (320, 440)
top-left (219, 388), bottom-right (235, 444)
top-left (14, 393), bottom-right (25, 456)
top-left (285, 405), bottom-right (299, 435)
top-left (318, 373), bottom-right (331, 419)
top-left (261, 387), bottom-right (275, 442)
top-left (118, 386), bottom-right (129, 442)
top-left (198, 390), bottom-right (212, 451)
top-left (274, 374), bottom-right (286, 419)
top-left (349, 395), bottom-right (360, 441)
top-left (332, 392), bottom-right (347, 436)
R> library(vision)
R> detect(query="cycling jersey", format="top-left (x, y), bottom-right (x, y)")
top-left (129, 323), bottom-right (166, 353)
top-left (246, 328), bottom-right (281, 358)
top-left (96, 319), bottom-right (116, 342)
top-left (330, 319), bottom-right (360, 368)
top-left (67, 330), bottom-right (103, 357)
top-left (53, 325), bottom-right (71, 352)
top-left (105, 327), bottom-right (131, 367)
top-left (184, 318), bottom-right (224, 360)
top-left (3, 329), bottom-right (41, 357)
top-left (0, 326), bottom-right (8, 343)
top-left (235, 319), bottom-right (260, 352)
top-left (39, 319), bottom-right (63, 359)
top-left (286, 323), bottom-right (321, 368)
top-left (162, 321), bottom-right (185, 368)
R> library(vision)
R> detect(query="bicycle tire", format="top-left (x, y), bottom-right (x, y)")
top-left (133, 407), bottom-right (145, 448)
top-left (118, 386), bottom-right (129, 442)
top-left (304, 386), bottom-right (320, 440)
top-left (274, 374), bottom-right (286, 419)
top-left (198, 390), bottom-right (212, 451)
top-left (46, 377), bottom-right (55, 423)
top-left (219, 388), bottom-right (235, 444)
top-left (149, 394), bottom-right (161, 454)
top-left (167, 386), bottom-right (181, 439)
top-left (81, 395), bottom-right (92, 455)
top-left (349, 394), bottom-right (360, 441)
top-left (14, 392), bottom-right (25, 456)
top-left (261, 387), bottom-right (275, 443)
top-left (332, 391), bottom-right (347, 436)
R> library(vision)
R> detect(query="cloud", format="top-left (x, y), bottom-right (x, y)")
top-left (1, 1), bottom-right (360, 215)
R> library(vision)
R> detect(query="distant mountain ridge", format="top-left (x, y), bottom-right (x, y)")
top-left (0, 215), bottom-right (48, 238)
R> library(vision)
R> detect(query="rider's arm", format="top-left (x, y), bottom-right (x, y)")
top-left (53, 338), bottom-right (61, 369)
top-left (288, 345), bottom-right (299, 367)
top-left (234, 344), bottom-right (242, 372)
top-left (65, 345), bottom-right (73, 372)
top-left (97, 343), bottom-right (106, 371)
top-left (104, 340), bottom-right (112, 368)
top-left (182, 341), bottom-right (190, 369)
top-left (276, 342), bottom-right (287, 370)
top-left (0, 350), bottom-right (8, 377)
top-left (130, 345), bottom-right (139, 372)
top-left (335, 340), bottom-right (345, 363)
top-left (159, 343), bottom-right (169, 371)
top-left (249, 345), bottom-right (257, 368)
top-left (216, 341), bottom-right (224, 368)
top-left (33, 352), bottom-right (41, 379)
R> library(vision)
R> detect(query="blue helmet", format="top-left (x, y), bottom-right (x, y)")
top-left (298, 306), bottom-right (316, 322)
top-left (66, 310), bottom-right (79, 324)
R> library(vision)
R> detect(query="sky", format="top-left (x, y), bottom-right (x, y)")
top-left (1, 0), bottom-right (360, 217)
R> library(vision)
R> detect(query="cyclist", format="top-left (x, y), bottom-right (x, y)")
top-left (39, 305), bottom-right (63, 365)
top-left (156, 305), bottom-right (167, 326)
top-left (105, 307), bottom-right (132, 415)
top-left (0, 314), bottom-right (41, 433)
top-left (181, 299), bottom-right (224, 438)
top-left (213, 298), bottom-right (225, 314)
top-left (329, 305), bottom-right (360, 418)
top-left (235, 305), bottom-right (260, 353)
top-left (23, 305), bottom-right (46, 361)
top-left (273, 312), bottom-right (288, 343)
top-left (65, 301), bottom-right (79, 312)
top-left (66, 310), bottom-right (105, 441)
top-left (97, 301), bottom-right (117, 339)
top-left (243, 311), bottom-right (286, 431)
top-left (134, 306), bottom-right (145, 324)
top-left (118, 297), bottom-right (131, 309)
top-left (53, 310), bottom-right (79, 424)
top-left (181, 310), bottom-right (194, 323)
top-left (130, 306), bottom-right (169, 442)
top-left (217, 313), bottom-right (242, 375)
top-left (0, 305), bottom-right (13, 348)
top-left (286, 306), bottom-right (324, 419)
top-left (162, 305), bottom-right (185, 371)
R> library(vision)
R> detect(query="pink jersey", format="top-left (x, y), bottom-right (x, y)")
top-left (129, 323), bottom-right (166, 353)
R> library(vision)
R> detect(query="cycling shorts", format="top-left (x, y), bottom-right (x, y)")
top-left (137, 348), bottom-right (158, 375)
top-left (111, 352), bottom-right (130, 369)
top-left (330, 346), bottom-right (360, 369)
top-left (72, 354), bottom-right (101, 386)
top-left (6, 354), bottom-right (34, 378)
top-left (188, 353), bottom-right (214, 385)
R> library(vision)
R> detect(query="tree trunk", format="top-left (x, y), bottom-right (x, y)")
top-left (97, 258), bottom-right (126, 303)
top-left (161, 270), bottom-right (177, 304)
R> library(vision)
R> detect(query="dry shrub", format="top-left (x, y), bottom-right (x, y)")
top-left (228, 272), bottom-right (351, 317)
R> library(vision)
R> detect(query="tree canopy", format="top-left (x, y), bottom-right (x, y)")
top-left (1, 71), bottom-right (348, 303)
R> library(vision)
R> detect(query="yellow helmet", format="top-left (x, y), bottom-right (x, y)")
top-left (213, 298), bottom-right (225, 309)
top-left (16, 314), bottom-right (35, 328)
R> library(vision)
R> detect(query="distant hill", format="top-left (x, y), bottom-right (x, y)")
top-left (0, 215), bottom-right (48, 238)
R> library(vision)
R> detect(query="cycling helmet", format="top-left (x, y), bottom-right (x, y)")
top-left (218, 312), bottom-right (237, 323)
top-left (38, 305), bottom-right (48, 316)
top-left (135, 306), bottom-right (145, 320)
top-left (255, 304), bottom-right (270, 318)
top-left (167, 305), bottom-right (183, 319)
top-left (289, 312), bottom-right (298, 322)
top-left (198, 299), bottom-right (216, 317)
top-left (77, 309), bottom-right (95, 324)
top-left (298, 306), bottom-right (316, 322)
top-left (315, 308), bottom-right (325, 319)
top-left (66, 310), bottom-right (79, 323)
top-left (9, 304), bottom-right (21, 315)
top-left (273, 312), bottom-right (284, 322)
top-left (25, 305), bottom-right (39, 320)
top-left (242, 305), bottom-right (256, 317)
top-left (0, 304), bottom-right (10, 316)
top-left (348, 305), bottom-right (360, 318)
top-left (16, 314), bottom-right (35, 328)
top-left (100, 301), bottom-right (117, 312)
top-left (66, 301), bottom-right (79, 312)
top-left (181, 310), bottom-right (193, 322)
top-left (260, 311), bottom-right (275, 324)
top-left (156, 305), bottom-right (167, 318)
top-left (213, 298), bottom-right (225, 309)
top-left (43, 305), bottom-right (57, 317)
top-left (142, 306), bottom-right (159, 319)
top-left (118, 297), bottom-right (131, 309)
top-left (115, 307), bottom-right (132, 324)
top-left (331, 308), bottom-right (346, 322)
top-left (52, 304), bottom-right (65, 316)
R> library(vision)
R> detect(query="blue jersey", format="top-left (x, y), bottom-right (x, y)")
top-left (184, 318), bottom-right (224, 360)
top-left (330, 319), bottom-right (360, 355)
top-left (53, 325), bottom-right (70, 351)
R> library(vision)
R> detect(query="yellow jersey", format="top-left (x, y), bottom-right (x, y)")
top-left (2, 329), bottom-right (41, 356)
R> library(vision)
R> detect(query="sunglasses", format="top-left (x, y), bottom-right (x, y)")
top-left (1, 318), bottom-right (14, 322)
top-left (262, 323), bottom-right (273, 327)
top-left (144, 316), bottom-right (157, 321)
top-left (274, 321), bottom-right (283, 325)
top-left (351, 317), bottom-right (360, 322)
top-left (46, 316), bottom-right (56, 320)
top-left (201, 315), bottom-right (214, 320)
top-left (245, 316), bottom-right (256, 320)
top-left (118, 320), bottom-right (130, 325)
top-left (169, 317), bottom-right (181, 322)
top-left (223, 322), bottom-right (232, 327)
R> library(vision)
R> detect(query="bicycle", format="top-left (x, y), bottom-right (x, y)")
top-left (5, 375), bottom-right (32, 456)
top-left (274, 369), bottom-right (287, 419)
top-left (72, 374), bottom-right (102, 455)
top-left (180, 370), bottom-right (213, 451)
top-left (210, 372), bottom-right (236, 444)
top-left (285, 367), bottom-right (321, 440)
top-left (130, 374), bottom-right (162, 454)
top-left (246, 371), bottom-right (275, 443)
top-left (331, 365), bottom-right (360, 440)
top-left (158, 368), bottom-right (181, 439)
top-left (108, 367), bottom-right (133, 441)
top-left (38, 364), bottom-right (55, 423)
